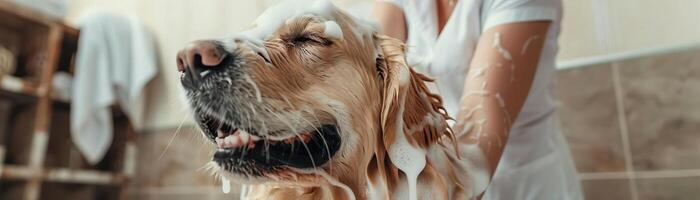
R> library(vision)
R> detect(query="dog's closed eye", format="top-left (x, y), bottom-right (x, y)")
top-left (289, 33), bottom-right (331, 46)
top-left (293, 34), bottom-right (319, 44)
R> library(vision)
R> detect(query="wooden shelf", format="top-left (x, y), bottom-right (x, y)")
top-left (51, 100), bottom-right (128, 118)
top-left (45, 168), bottom-right (126, 185)
top-left (2, 164), bottom-right (126, 185)
top-left (0, 75), bottom-right (39, 97)
top-left (0, 1), bottom-right (56, 29)
top-left (1, 164), bottom-right (37, 180)
top-left (0, 1), bottom-right (136, 200)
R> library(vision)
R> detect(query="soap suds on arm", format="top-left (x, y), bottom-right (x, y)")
top-left (521, 35), bottom-right (541, 55)
top-left (492, 32), bottom-right (512, 61)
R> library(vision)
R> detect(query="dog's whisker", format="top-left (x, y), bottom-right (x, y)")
top-left (264, 133), bottom-right (271, 163)
top-left (281, 96), bottom-right (293, 108)
top-left (307, 106), bottom-right (338, 173)
top-left (267, 108), bottom-right (317, 169)
top-left (158, 114), bottom-right (189, 160)
top-left (243, 74), bottom-right (263, 103)
top-left (238, 112), bottom-right (249, 159)
top-left (297, 111), bottom-right (332, 173)
top-left (247, 102), bottom-right (257, 128)
top-left (257, 106), bottom-right (272, 163)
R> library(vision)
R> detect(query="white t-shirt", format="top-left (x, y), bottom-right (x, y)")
top-left (379, 0), bottom-right (583, 199)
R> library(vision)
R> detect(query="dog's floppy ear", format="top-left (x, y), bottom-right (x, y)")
top-left (375, 34), bottom-right (453, 154)
top-left (372, 34), bottom-right (455, 198)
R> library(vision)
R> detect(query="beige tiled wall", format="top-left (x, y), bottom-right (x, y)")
top-left (555, 48), bottom-right (700, 200)
top-left (555, 63), bottom-right (626, 172)
top-left (618, 50), bottom-right (700, 172)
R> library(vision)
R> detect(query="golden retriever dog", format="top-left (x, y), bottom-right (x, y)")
top-left (177, 0), bottom-right (489, 199)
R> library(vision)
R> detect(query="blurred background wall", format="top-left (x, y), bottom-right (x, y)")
top-left (55, 0), bottom-right (700, 199)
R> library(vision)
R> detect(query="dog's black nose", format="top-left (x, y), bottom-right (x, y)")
top-left (177, 40), bottom-right (230, 88)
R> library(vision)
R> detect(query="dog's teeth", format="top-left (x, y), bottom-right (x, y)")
top-left (224, 135), bottom-right (236, 146)
top-left (250, 134), bottom-right (261, 141)
top-left (240, 132), bottom-right (250, 144)
top-left (215, 137), bottom-right (226, 148)
top-left (284, 137), bottom-right (295, 144)
top-left (239, 130), bottom-right (249, 137)
top-left (234, 134), bottom-right (243, 146)
top-left (301, 132), bottom-right (312, 142)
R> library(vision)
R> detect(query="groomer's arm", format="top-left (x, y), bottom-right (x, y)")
top-left (372, 1), bottom-right (407, 41)
top-left (453, 21), bottom-right (551, 196)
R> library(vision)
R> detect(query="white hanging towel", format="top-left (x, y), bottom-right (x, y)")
top-left (72, 10), bottom-right (157, 164)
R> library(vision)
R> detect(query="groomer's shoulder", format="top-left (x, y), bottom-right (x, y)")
top-left (482, 0), bottom-right (562, 31)
top-left (373, 0), bottom-right (408, 41)
top-left (374, 0), bottom-right (405, 9)
top-left (483, 0), bottom-right (562, 9)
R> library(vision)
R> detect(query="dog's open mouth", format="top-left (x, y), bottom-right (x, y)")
top-left (198, 114), bottom-right (342, 173)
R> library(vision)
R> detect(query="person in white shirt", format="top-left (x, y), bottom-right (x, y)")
top-left (373, 0), bottom-right (584, 199)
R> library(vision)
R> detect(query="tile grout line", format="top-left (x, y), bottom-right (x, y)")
top-left (131, 186), bottom-right (236, 194)
top-left (634, 169), bottom-right (700, 179)
top-left (611, 62), bottom-right (640, 200)
top-left (579, 171), bottom-right (630, 180)
top-left (557, 42), bottom-right (700, 70)
top-left (579, 169), bottom-right (700, 181)
top-left (591, 0), bottom-right (639, 195)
